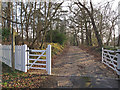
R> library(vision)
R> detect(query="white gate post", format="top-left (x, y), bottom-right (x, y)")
top-left (47, 45), bottom-right (51, 75)
top-left (46, 47), bottom-right (48, 72)
top-left (102, 47), bottom-right (104, 63)
top-left (0, 44), bottom-right (2, 62)
top-left (117, 49), bottom-right (120, 75)
top-left (27, 47), bottom-right (29, 70)
top-left (23, 44), bottom-right (27, 72)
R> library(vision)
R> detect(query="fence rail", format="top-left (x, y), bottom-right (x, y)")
top-left (27, 45), bottom-right (51, 75)
top-left (102, 48), bottom-right (120, 75)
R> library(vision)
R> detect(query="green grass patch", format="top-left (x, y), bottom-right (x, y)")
top-left (103, 46), bottom-right (120, 51)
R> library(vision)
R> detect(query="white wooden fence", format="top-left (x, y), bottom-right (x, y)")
top-left (102, 48), bottom-right (120, 75)
top-left (0, 44), bottom-right (51, 75)
top-left (0, 44), bottom-right (27, 72)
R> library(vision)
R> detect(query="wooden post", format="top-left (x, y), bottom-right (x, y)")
top-left (11, 3), bottom-right (15, 71)
top-left (117, 49), bottom-right (120, 76)
top-left (11, 29), bottom-right (15, 71)
top-left (47, 45), bottom-right (51, 75)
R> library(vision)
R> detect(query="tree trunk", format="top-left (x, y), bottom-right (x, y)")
top-left (15, 2), bottom-right (19, 45)
top-left (88, 21), bottom-right (92, 46)
top-left (7, 2), bottom-right (11, 30)
top-left (106, 28), bottom-right (112, 46)
top-left (33, 2), bottom-right (36, 40)
top-left (50, 22), bottom-right (53, 42)
top-left (11, 3), bottom-right (15, 71)
top-left (36, 2), bottom-right (41, 43)
top-left (26, 22), bottom-right (29, 41)
top-left (40, 2), bottom-right (51, 49)
top-left (118, 35), bottom-right (120, 46)
top-left (90, 15), bottom-right (102, 47)
top-left (30, 2), bottom-right (63, 48)
top-left (0, 1), bottom-right (2, 44)
top-left (78, 1), bottom-right (103, 47)
top-left (85, 20), bottom-right (89, 45)
top-left (81, 22), bottom-right (84, 44)
top-left (21, 2), bottom-right (24, 44)
top-left (89, 29), bottom-right (92, 46)
top-left (16, 2), bottom-right (17, 32)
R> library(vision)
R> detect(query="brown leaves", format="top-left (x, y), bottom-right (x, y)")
top-left (2, 71), bottom-right (49, 88)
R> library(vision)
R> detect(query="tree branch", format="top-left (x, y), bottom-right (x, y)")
top-left (30, 2), bottom-right (63, 48)
top-left (1, 16), bottom-right (21, 24)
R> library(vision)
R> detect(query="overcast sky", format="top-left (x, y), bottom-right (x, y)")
top-left (90, 0), bottom-right (120, 10)
top-left (91, 0), bottom-right (120, 35)
top-left (89, 0), bottom-right (120, 35)
top-left (62, 0), bottom-right (120, 10)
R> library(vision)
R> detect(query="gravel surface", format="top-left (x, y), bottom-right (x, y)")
top-left (52, 46), bottom-right (118, 79)
top-left (27, 46), bottom-right (120, 88)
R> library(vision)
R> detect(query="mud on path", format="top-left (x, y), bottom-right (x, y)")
top-left (52, 46), bottom-right (118, 78)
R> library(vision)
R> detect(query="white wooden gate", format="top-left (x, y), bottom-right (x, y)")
top-left (27, 45), bottom-right (51, 75)
top-left (102, 48), bottom-right (120, 75)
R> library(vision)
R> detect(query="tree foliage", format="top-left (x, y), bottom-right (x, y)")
top-left (46, 30), bottom-right (67, 45)
top-left (0, 28), bottom-right (10, 42)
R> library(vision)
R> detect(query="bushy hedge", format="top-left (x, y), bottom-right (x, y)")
top-left (0, 28), bottom-right (10, 42)
top-left (46, 30), bottom-right (67, 45)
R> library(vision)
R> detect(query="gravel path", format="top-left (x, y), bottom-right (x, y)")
top-left (29, 46), bottom-right (120, 88)
top-left (52, 46), bottom-right (118, 79)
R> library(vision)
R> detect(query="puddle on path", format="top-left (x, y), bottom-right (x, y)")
top-left (58, 79), bottom-right (73, 87)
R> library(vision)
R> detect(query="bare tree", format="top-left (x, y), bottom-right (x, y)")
top-left (30, 2), bottom-right (63, 48)
top-left (75, 1), bottom-right (103, 47)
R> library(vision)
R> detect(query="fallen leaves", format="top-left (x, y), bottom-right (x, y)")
top-left (2, 72), bottom-right (49, 88)
top-left (2, 63), bottom-right (49, 88)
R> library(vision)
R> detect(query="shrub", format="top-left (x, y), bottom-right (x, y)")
top-left (46, 30), bottom-right (67, 45)
top-left (0, 28), bottom-right (10, 42)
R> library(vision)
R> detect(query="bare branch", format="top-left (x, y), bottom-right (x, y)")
top-left (1, 16), bottom-right (21, 24)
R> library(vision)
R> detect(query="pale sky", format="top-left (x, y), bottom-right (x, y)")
top-left (62, 0), bottom-right (120, 10)
top-left (90, 0), bottom-right (120, 10)
top-left (91, 0), bottom-right (120, 36)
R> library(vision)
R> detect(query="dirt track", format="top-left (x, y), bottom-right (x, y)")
top-left (28, 46), bottom-right (120, 88)
top-left (52, 46), bottom-right (118, 78)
